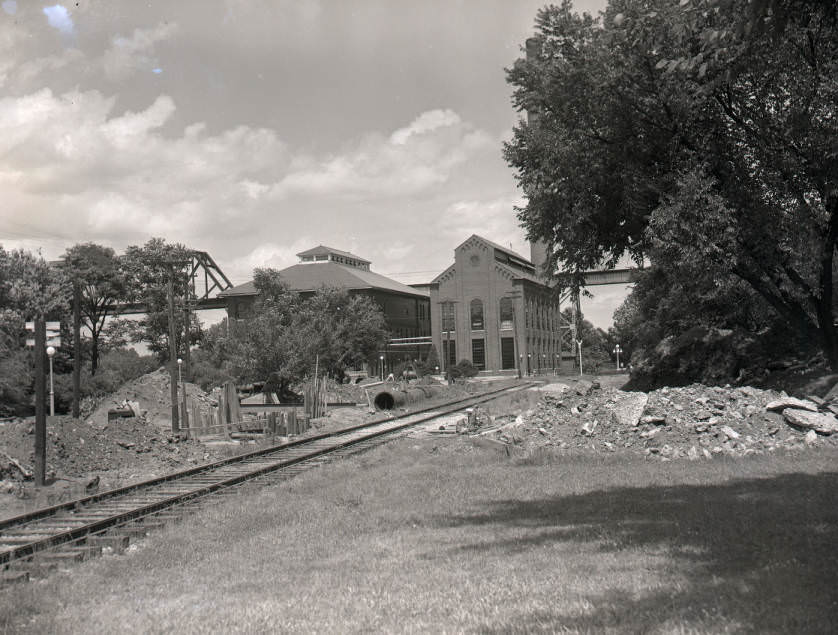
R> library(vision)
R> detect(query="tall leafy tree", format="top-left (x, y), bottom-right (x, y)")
top-left (116, 237), bottom-right (200, 362)
top-left (505, 0), bottom-right (838, 367)
top-left (0, 246), bottom-right (69, 410)
top-left (216, 270), bottom-right (388, 390)
top-left (62, 243), bottom-right (126, 374)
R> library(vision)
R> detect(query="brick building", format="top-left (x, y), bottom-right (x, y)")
top-left (429, 235), bottom-right (567, 375)
top-left (218, 245), bottom-right (431, 342)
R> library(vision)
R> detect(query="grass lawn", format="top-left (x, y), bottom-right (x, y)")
top-left (2, 438), bottom-right (838, 634)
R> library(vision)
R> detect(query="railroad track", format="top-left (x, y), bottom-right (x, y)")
top-left (0, 380), bottom-right (533, 584)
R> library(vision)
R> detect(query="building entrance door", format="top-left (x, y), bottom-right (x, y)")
top-left (501, 337), bottom-right (515, 370)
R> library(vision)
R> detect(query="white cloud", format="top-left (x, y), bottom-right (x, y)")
top-left (0, 94), bottom-right (523, 296)
top-left (0, 88), bottom-right (289, 250)
top-left (271, 109), bottom-right (494, 201)
top-left (389, 109), bottom-right (461, 145)
top-left (2, 1), bottom-right (16, 15)
top-left (101, 95), bottom-right (176, 145)
top-left (42, 5), bottom-right (73, 35)
top-left (103, 22), bottom-right (178, 81)
top-left (226, 237), bottom-right (314, 283)
top-left (443, 196), bottom-right (528, 257)
top-left (15, 48), bottom-right (85, 84)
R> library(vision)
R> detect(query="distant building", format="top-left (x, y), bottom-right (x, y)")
top-left (429, 235), bottom-right (567, 375)
top-left (218, 246), bottom-right (432, 375)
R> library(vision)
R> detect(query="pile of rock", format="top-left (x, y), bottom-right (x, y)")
top-left (467, 381), bottom-right (838, 460)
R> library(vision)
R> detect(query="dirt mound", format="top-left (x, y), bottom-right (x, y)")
top-left (0, 416), bottom-right (200, 478)
top-left (86, 368), bottom-right (213, 429)
top-left (466, 382), bottom-right (838, 460)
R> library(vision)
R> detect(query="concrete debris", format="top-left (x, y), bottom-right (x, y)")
top-left (464, 381), bottom-right (838, 462)
top-left (609, 392), bottom-right (649, 428)
top-left (805, 429), bottom-right (819, 445)
top-left (782, 409), bottom-right (838, 435)
top-left (721, 426), bottom-right (740, 440)
top-left (580, 420), bottom-right (598, 436)
top-left (765, 397), bottom-right (818, 413)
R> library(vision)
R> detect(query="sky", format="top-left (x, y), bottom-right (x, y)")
top-left (0, 0), bottom-right (629, 329)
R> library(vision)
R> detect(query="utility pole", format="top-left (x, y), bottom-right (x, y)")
top-left (34, 318), bottom-right (46, 486)
top-left (72, 281), bottom-right (81, 419)
top-left (182, 302), bottom-right (191, 379)
top-left (182, 267), bottom-right (193, 379)
top-left (167, 265), bottom-right (179, 435)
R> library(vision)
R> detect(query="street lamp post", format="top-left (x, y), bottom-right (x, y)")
top-left (177, 357), bottom-right (187, 435)
top-left (46, 345), bottom-right (55, 416)
top-left (577, 339), bottom-right (584, 376)
top-left (379, 355), bottom-right (384, 381)
top-left (613, 344), bottom-right (622, 370)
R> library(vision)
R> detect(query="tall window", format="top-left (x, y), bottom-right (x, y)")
top-left (471, 338), bottom-right (486, 370)
top-left (441, 302), bottom-right (456, 332)
top-left (499, 297), bottom-right (513, 330)
top-left (470, 298), bottom-right (484, 330)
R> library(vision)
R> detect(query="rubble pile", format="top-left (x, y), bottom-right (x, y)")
top-left (0, 416), bottom-right (221, 482)
top-left (86, 368), bottom-right (215, 429)
top-left (465, 381), bottom-right (838, 460)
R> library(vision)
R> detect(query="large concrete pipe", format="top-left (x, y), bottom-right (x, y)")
top-left (373, 384), bottom-right (440, 410)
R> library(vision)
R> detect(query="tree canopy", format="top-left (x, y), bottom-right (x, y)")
top-left (205, 277), bottom-right (389, 391)
top-left (505, 0), bottom-right (838, 367)
top-left (111, 237), bottom-right (200, 362)
top-left (62, 243), bottom-right (126, 374)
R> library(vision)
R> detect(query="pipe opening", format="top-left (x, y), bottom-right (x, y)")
top-left (374, 391), bottom-right (395, 410)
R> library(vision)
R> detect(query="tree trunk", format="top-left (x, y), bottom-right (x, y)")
top-left (90, 333), bottom-right (99, 376)
top-left (816, 201), bottom-right (838, 370)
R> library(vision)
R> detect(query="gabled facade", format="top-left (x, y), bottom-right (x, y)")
top-left (430, 235), bottom-right (567, 375)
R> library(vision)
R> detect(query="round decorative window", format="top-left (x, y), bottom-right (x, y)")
top-left (469, 253), bottom-right (480, 266)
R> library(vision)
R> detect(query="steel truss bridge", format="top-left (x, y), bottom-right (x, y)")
top-left (114, 251), bottom-right (234, 316)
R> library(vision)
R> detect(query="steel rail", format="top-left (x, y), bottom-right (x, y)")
top-left (1, 381), bottom-right (533, 567)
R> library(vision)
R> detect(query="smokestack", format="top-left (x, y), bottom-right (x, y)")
top-left (525, 38), bottom-right (540, 127)
top-left (530, 241), bottom-right (549, 280)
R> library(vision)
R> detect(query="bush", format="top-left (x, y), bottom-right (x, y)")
top-left (189, 349), bottom-right (236, 391)
top-left (0, 348), bottom-right (32, 416)
top-left (449, 359), bottom-right (478, 379)
top-left (51, 349), bottom-right (158, 413)
top-left (414, 346), bottom-right (440, 377)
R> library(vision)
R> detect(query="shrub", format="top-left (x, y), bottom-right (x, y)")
top-left (189, 349), bottom-right (236, 391)
top-left (449, 359), bottom-right (478, 379)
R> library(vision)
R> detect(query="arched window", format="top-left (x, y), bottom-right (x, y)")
top-left (470, 298), bottom-right (484, 330)
top-left (499, 297), bottom-right (513, 329)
